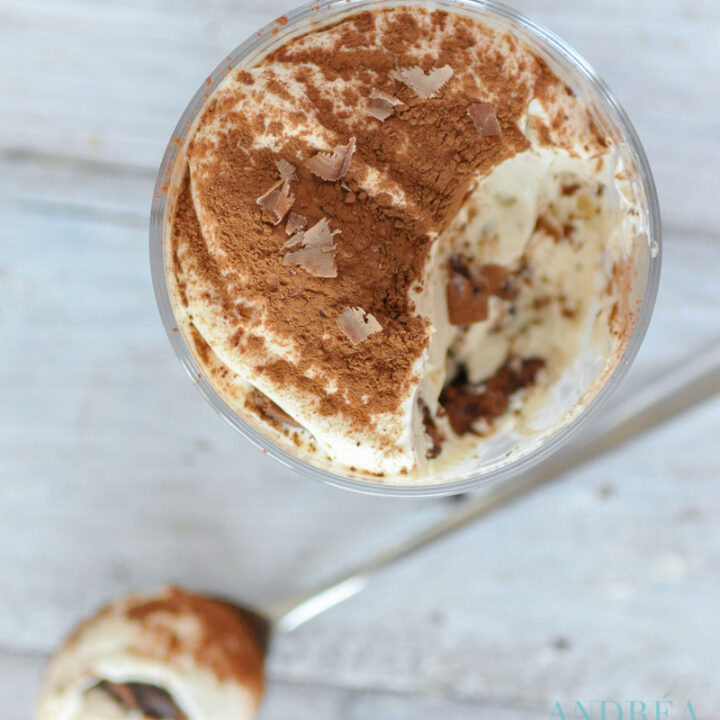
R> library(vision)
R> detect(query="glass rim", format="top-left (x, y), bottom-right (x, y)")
top-left (150, 0), bottom-right (662, 497)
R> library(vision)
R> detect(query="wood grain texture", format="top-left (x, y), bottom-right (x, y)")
top-left (0, 649), bottom-right (548, 720)
top-left (1, 0), bottom-right (719, 233)
top-left (2, 200), bottom-right (720, 710)
top-left (1, 0), bottom-right (720, 717)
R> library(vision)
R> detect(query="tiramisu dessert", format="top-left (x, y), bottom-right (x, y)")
top-left (165, 7), bottom-right (640, 482)
top-left (37, 587), bottom-right (265, 720)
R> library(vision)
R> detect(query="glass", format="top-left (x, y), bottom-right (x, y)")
top-left (150, 0), bottom-right (661, 496)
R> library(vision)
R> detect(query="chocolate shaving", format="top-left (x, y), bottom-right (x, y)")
top-left (392, 65), bottom-right (454, 98)
top-left (98, 681), bottom-right (186, 720)
top-left (283, 245), bottom-right (337, 276)
top-left (367, 89), bottom-right (403, 121)
top-left (337, 307), bottom-right (382, 345)
top-left (256, 179), bottom-right (294, 225)
top-left (275, 158), bottom-right (296, 182)
top-left (283, 231), bottom-right (304, 249)
top-left (283, 217), bottom-right (340, 277)
top-left (468, 102), bottom-right (501, 137)
top-left (285, 211), bottom-right (307, 235)
top-left (439, 358), bottom-right (545, 436)
top-left (256, 159), bottom-right (298, 224)
top-left (305, 137), bottom-right (356, 181)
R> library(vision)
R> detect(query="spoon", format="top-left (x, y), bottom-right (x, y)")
top-left (231, 342), bottom-right (720, 642)
top-left (42, 344), bottom-right (720, 720)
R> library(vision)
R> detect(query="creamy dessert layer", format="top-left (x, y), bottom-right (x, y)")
top-left (167, 7), bottom-right (636, 481)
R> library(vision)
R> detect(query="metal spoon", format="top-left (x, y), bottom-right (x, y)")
top-left (57, 344), bottom-right (720, 720)
top-left (231, 342), bottom-right (720, 642)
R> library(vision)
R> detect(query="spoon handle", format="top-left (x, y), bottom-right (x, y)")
top-left (268, 343), bottom-right (720, 633)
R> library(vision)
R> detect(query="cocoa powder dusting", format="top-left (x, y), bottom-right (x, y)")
top-left (125, 587), bottom-right (264, 696)
top-left (170, 7), bottom-right (602, 440)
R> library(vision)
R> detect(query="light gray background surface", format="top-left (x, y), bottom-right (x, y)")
top-left (1, 1), bottom-right (719, 718)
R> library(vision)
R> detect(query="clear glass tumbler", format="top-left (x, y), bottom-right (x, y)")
top-left (150, 0), bottom-right (661, 496)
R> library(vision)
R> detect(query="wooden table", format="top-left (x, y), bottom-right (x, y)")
top-left (2, 1), bottom-right (719, 717)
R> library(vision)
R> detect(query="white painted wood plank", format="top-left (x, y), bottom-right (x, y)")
top-left (2, 167), bottom-right (717, 384)
top-left (0, 651), bottom-right (43, 720)
top-left (0, 204), bottom-right (451, 650)
top-left (1, 1), bottom-right (719, 233)
top-left (2, 153), bottom-right (153, 226)
top-left (2, 201), bottom-right (720, 710)
top-left (2, 1), bottom-right (720, 714)
top-left (0, 649), bottom-right (548, 720)
top-left (270, 395), bottom-right (720, 710)
top-left (514, 0), bottom-right (720, 18)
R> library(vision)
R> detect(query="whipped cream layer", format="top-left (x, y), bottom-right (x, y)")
top-left (37, 587), bottom-right (264, 720)
top-left (166, 7), bottom-right (638, 482)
